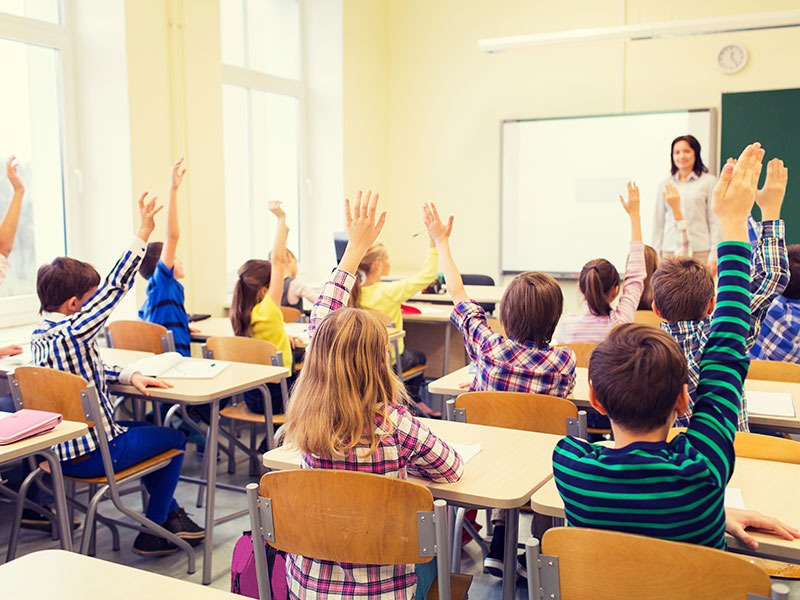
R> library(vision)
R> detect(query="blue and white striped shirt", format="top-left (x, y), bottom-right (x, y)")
top-left (32, 237), bottom-right (146, 461)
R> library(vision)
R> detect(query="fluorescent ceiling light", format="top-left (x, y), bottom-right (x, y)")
top-left (479, 9), bottom-right (800, 53)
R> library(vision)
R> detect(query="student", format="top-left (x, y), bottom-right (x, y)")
top-left (423, 201), bottom-right (575, 576)
top-left (557, 182), bottom-right (646, 343)
top-left (283, 190), bottom-right (463, 600)
top-left (230, 202), bottom-right (303, 416)
top-left (31, 193), bottom-right (204, 556)
top-left (751, 244), bottom-right (800, 363)
top-left (553, 143), bottom-right (800, 552)
top-left (279, 249), bottom-right (318, 312)
top-left (0, 156), bottom-right (25, 360)
top-left (652, 157), bottom-right (789, 431)
top-left (138, 158), bottom-right (192, 356)
top-left (637, 245), bottom-right (659, 311)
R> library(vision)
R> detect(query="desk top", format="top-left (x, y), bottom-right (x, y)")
top-left (413, 285), bottom-right (506, 305)
top-left (0, 414), bottom-right (87, 464)
top-left (0, 549), bottom-right (237, 598)
top-left (530, 456), bottom-right (800, 562)
top-left (428, 366), bottom-right (800, 433)
top-left (402, 303), bottom-right (455, 323)
top-left (263, 418), bottom-right (560, 509)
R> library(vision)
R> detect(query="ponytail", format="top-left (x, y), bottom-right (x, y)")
top-left (230, 259), bottom-right (272, 336)
top-left (348, 243), bottom-right (386, 308)
top-left (578, 259), bottom-right (619, 317)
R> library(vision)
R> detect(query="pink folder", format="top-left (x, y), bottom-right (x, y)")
top-left (0, 409), bottom-right (62, 445)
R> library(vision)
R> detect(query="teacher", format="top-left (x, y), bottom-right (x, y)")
top-left (652, 134), bottom-right (719, 264)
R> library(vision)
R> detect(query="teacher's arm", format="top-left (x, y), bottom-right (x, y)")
top-left (652, 181), bottom-right (666, 255)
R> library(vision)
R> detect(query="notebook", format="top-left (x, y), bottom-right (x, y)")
top-left (745, 391), bottom-right (796, 418)
top-left (0, 409), bottom-right (62, 445)
top-left (128, 352), bottom-right (230, 379)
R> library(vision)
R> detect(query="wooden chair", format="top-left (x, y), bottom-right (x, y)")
top-left (561, 343), bottom-right (596, 368)
top-left (633, 309), bottom-right (664, 327)
top-left (748, 359), bottom-right (800, 383)
top-left (6, 367), bottom-right (194, 572)
top-left (524, 527), bottom-right (785, 600)
top-left (279, 306), bottom-right (303, 323)
top-left (246, 470), bottom-right (471, 600)
top-left (202, 336), bottom-right (288, 476)
top-left (668, 428), bottom-right (800, 464)
top-left (105, 320), bottom-right (175, 354)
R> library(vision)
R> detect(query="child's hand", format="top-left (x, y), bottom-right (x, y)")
top-left (0, 345), bottom-right (23, 357)
top-left (136, 192), bottom-right (163, 242)
top-left (268, 201), bottom-right (286, 220)
top-left (6, 156), bottom-right (24, 194)
top-left (755, 157), bottom-right (788, 221)
top-left (725, 507), bottom-right (800, 550)
top-left (171, 157), bottom-right (186, 191)
top-left (344, 190), bottom-right (386, 251)
top-left (713, 143), bottom-right (764, 230)
top-left (618, 181), bottom-right (640, 217)
top-left (423, 203), bottom-right (453, 245)
top-left (130, 372), bottom-right (173, 396)
top-left (663, 183), bottom-right (683, 220)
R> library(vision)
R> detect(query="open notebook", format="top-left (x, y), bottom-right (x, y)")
top-left (128, 352), bottom-right (229, 379)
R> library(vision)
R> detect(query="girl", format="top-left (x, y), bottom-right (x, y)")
top-left (230, 202), bottom-right (304, 415)
top-left (637, 245), bottom-right (659, 311)
top-left (558, 181), bottom-right (646, 343)
top-left (284, 191), bottom-right (463, 600)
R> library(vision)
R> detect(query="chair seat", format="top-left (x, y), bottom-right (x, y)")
top-left (220, 403), bottom-right (285, 425)
top-left (41, 448), bottom-right (184, 484)
top-left (426, 573), bottom-right (472, 600)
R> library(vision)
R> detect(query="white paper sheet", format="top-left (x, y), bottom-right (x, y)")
top-left (445, 441), bottom-right (483, 464)
top-left (724, 487), bottom-right (746, 510)
top-left (130, 353), bottom-right (229, 379)
top-left (745, 391), bottom-right (796, 418)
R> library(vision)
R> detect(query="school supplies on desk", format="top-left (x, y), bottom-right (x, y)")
top-left (0, 409), bottom-right (62, 445)
top-left (745, 391), bottom-right (796, 418)
top-left (445, 441), bottom-right (483, 464)
top-left (724, 487), bottom-right (746, 510)
top-left (129, 352), bottom-right (230, 379)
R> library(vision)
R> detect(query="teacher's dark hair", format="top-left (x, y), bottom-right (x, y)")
top-left (670, 135), bottom-right (708, 177)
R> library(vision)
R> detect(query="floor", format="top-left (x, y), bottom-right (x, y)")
top-left (2, 433), bottom-right (799, 599)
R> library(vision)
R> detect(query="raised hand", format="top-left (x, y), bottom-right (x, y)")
top-left (344, 190), bottom-right (386, 252)
top-left (663, 183), bottom-right (683, 220)
top-left (136, 192), bottom-right (163, 242)
top-left (619, 181), bottom-right (640, 217)
top-left (268, 201), bottom-right (286, 220)
top-left (755, 157), bottom-right (788, 221)
top-left (713, 143), bottom-right (764, 229)
top-left (171, 157), bottom-right (186, 191)
top-left (6, 156), bottom-right (24, 195)
top-left (423, 203), bottom-right (454, 245)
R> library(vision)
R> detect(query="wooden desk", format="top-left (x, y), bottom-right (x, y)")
top-left (530, 456), bottom-right (800, 564)
top-left (263, 418), bottom-right (560, 600)
top-left (0, 549), bottom-right (238, 597)
top-left (429, 366), bottom-right (800, 434)
top-left (413, 285), bottom-right (506, 305)
top-left (0, 414), bottom-right (89, 554)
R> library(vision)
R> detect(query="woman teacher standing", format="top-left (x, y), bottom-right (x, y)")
top-left (652, 134), bottom-right (719, 265)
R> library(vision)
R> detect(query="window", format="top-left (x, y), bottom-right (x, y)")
top-left (220, 0), bottom-right (305, 288)
top-left (0, 2), bottom-right (72, 323)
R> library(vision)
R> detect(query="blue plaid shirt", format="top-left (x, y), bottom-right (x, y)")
top-left (751, 296), bottom-right (800, 363)
top-left (32, 238), bottom-right (146, 461)
top-left (661, 219), bottom-right (789, 432)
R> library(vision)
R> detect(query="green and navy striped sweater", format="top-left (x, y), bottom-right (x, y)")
top-left (553, 241), bottom-right (752, 549)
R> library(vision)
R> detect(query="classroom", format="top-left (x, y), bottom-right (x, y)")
top-left (2, 1), bottom-right (800, 599)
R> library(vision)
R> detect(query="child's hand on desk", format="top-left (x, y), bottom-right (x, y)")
top-left (422, 203), bottom-right (453, 245)
top-left (725, 507), bottom-right (800, 550)
top-left (130, 372), bottom-right (173, 396)
top-left (171, 157), bottom-right (186, 191)
top-left (136, 192), bottom-right (163, 242)
top-left (0, 345), bottom-right (23, 357)
top-left (755, 157), bottom-right (788, 221)
top-left (6, 156), bottom-right (24, 194)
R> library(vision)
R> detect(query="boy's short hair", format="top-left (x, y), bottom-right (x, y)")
top-left (589, 323), bottom-right (688, 432)
top-left (37, 257), bottom-right (100, 314)
top-left (651, 257), bottom-right (714, 322)
top-left (139, 242), bottom-right (163, 279)
top-left (499, 271), bottom-right (562, 347)
top-left (784, 245), bottom-right (800, 300)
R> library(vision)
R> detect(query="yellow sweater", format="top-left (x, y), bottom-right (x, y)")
top-left (359, 247), bottom-right (438, 358)
top-left (250, 295), bottom-right (293, 368)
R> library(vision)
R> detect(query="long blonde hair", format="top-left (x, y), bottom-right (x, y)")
top-left (348, 243), bottom-right (387, 308)
top-left (284, 307), bottom-right (410, 457)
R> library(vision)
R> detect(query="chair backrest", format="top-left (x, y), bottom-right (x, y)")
top-left (668, 428), bottom-right (800, 464)
top-left (561, 343), bottom-right (596, 368)
top-left (537, 527), bottom-right (772, 600)
top-left (12, 366), bottom-right (92, 425)
top-left (633, 310), bottom-right (664, 327)
top-left (106, 320), bottom-right (171, 354)
top-left (455, 391), bottom-right (578, 436)
top-left (279, 306), bottom-right (303, 323)
top-left (748, 359), bottom-right (800, 383)
top-left (461, 273), bottom-right (496, 313)
top-left (204, 336), bottom-right (278, 366)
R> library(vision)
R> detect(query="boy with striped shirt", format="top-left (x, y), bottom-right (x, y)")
top-left (553, 144), bottom-right (778, 549)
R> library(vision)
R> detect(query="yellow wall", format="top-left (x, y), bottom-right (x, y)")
top-left (342, 0), bottom-right (800, 307)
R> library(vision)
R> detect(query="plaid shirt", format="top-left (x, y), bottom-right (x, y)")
top-left (661, 220), bottom-right (789, 431)
top-left (751, 296), bottom-right (800, 363)
top-left (32, 238), bottom-right (145, 461)
top-left (451, 300), bottom-right (576, 397)
top-left (288, 269), bottom-right (463, 600)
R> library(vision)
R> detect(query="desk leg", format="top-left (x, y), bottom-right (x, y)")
top-left (40, 449), bottom-right (73, 552)
top-left (502, 507), bottom-right (519, 600)
top-left (202, 400), bottom-right (220, 585)
top-left (443, 324), bottom-right (451, 375)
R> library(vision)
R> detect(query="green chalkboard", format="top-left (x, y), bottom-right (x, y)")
top-left (721, 88), bottom-right (800, 245)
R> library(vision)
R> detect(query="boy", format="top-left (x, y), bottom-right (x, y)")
top-left (138, 159), bottom-right (191, 356)
top-left (279, 249), bottom-right (318, 311)
top-left (651, 157), bottom-right (789, 431)
top-left (751, 244), bottom-right (800, 363)
top-left (553, 143), bottom-right (774, 548)
top-left (32, 193), bottom-right (204, 556)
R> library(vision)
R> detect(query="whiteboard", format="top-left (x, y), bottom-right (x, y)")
top-left (501, 110), bottom-right (717, 276)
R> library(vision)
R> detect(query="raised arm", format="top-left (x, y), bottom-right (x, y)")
top-left (613, 182), bottom-right (646, 323)
top-left (652, 182), bottom-right (666, 255)
top-left (620, 181), bottom-right (642, 243)
top-left (423, 203), bottom-right (467, 305)
top-left (266, 202), bottom-right (289, 306)
top-left (0, 156), bottom-right (25, 258)
top-left (160, 158), bottom-right (185, 269)
top-left (664, 183), bottom-right (690, 256)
